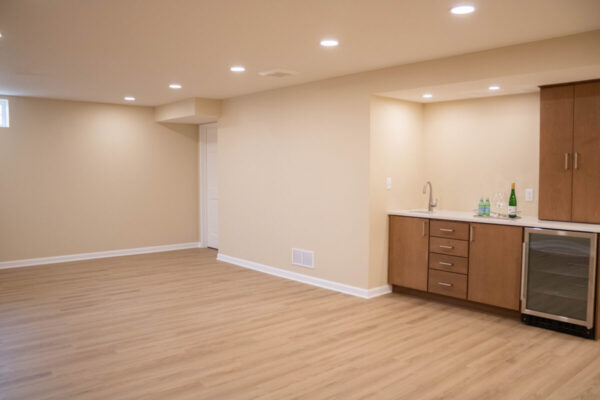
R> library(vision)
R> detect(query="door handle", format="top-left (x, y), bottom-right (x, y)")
top-left (565, 153), bottom-right (569, 170)
top-left (422, 221), bottom-right (426, 237)
top-left (470, 225), bottom-right (474, 242)
top-left (574, 152), bottom-right (579, 169)
top-left (520, 242), bottom-right (527, 302)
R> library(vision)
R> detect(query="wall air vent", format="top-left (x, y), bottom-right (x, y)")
top-left (291, 248), bottom-right (314, 268)
top-left (258, 69), bottom-right (297, 78)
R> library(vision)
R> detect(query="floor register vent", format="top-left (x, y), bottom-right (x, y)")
top-left (292, 248), bottom-right (314, 268)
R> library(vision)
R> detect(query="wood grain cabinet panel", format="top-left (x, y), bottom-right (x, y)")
top-left (429, 237), bottom-right (469, 258)
top-left (468, 223), bottom-right (523, 310)
top-left (539, 85), bottom-right (574, 222)
top-left (572, 81), bottom-right (600, 223)
top-left (388, 216), bottom-right (429, 291)
top-left (428, 269), bottom-right (467, 299)
top-left (430, 220), bottom-right (469, 240)
top-left (429, 253), bottom-right (469, 275)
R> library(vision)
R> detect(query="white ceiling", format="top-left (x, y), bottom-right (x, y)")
top-left (1, 0), bottom-right (599, 106)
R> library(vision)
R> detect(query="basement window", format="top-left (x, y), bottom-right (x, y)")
top-left (0, 99), bottom-right (8, 128)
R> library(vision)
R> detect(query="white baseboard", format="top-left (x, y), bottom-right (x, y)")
top-left (0, 242), bottom-right (204, 270)
top-left (217, 253), bottom-right (391, 299)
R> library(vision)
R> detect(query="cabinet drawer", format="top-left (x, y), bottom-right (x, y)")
top-left (429, 253), bottom-right (468, 275)
top-left (428, 269), bottom-right (467, 299)
top-left (429, 237), bottom-right (469, 257)
top-left (430, 220), bottom-right (470, 240)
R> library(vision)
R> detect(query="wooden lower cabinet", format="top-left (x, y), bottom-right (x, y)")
top-left (389, 216), bottom-right (525, 312)
top-left (468, 223), bottom-right (523, 310)
top-left (388, 216), bottom-right (429, 291)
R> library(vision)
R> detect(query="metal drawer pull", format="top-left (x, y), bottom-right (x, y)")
top-left (438, 282), bottom-right (453, 287)
top-left (565, 152), bottom-right (569, 170)
top-left (574, 152), bottom-right (579, 169)
top-left (439, 261), bottom-right (453, 266)
top-left (439, 245), bottom-right (453, 249)
top-left (440, 228), bottom-right (454, 232)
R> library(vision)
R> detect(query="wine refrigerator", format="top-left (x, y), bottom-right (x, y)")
top-left (521, 228), bottom-right (597, 338)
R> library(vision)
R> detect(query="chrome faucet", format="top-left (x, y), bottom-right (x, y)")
top-left (423, 181), bottom-right (438, 212)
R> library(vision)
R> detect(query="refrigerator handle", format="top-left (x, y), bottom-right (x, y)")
top-left (520, 242), bottom-right (527, 302)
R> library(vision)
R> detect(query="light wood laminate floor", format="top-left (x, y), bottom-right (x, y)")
top-left (2, 248), bottom-right (600, 399)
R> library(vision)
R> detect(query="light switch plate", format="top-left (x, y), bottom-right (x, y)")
top-left (386, 177), bottom-right (392, 190)
top-left (525, 188), bottom-right (534, 202)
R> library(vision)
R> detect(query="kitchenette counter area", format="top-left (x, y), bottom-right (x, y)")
top-left (388, 209), bottom-right (600, 233)
top-left (388, 210), bottom-right (600, 339)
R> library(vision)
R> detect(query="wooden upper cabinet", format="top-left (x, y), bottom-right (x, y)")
top-left (388, 216), bottom-right (429, 291)
top-left (468, 223), bottom-right (523, 310)
top-left (539, 85), bottom-right (574, 221)
top-left (572, 81), bottom-right (600, 223)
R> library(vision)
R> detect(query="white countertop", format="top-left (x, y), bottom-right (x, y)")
top-left (388, 209), bottom-right (600, 233)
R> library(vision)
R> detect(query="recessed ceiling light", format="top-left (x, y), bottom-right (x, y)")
top-left (320, 39), bottom-right (339, 47)
top-left (169, 83), bottom-right (182, 89)
top-left (488, 85), bottom-right (501, 91)
top-left (124, 96), bottom-right (135, 101)
top-left (450, 5), bottom-right (475, 14)
top-left (230, 66), bottom-right (246, 72)
top-left (422, 93), bottom-right (433, 99)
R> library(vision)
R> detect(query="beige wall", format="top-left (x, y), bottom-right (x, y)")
top-left (0, 96), bottom-right (199, 261)
top-left (218, 31), bottom-right (600, 290)
top-left (422, 93), bottom-right (540, 216)
top-left (218, 84), bottom-right (371, 288)
top-left (369, 96), bottom-right (424, 288)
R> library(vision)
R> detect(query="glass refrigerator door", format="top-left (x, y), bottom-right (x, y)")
top-left (523, 229), bottom-right (597, 328)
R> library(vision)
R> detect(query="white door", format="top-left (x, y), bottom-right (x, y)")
top-left (206, 125), bottom-right (219, 249)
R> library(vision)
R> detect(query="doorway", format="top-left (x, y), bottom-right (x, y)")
top-left (200, 123), bottom-right (218, 249)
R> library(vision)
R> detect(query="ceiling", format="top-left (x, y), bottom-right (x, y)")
top-left (379, 65), bottom-right (600, 104)
top-left (1, 0), bottom-right (599, 106)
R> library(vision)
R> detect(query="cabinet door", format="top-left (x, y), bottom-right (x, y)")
top-left (388, 216), bottom-right (429, 291)
top-left (572, 81), bottom-right (600, 223)
top-left (539, 85), bottom-right (574, 221)
top-left (468, 223), bottom-right (523, 310)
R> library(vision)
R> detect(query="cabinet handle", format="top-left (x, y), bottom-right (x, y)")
top-left (422, 221), bottom-right (425, 237)
top-left (437, 282), bottom-right (453, 287)
top-left (439, 245), bottom-right (453, 249)
top-left (439, 261), bottom-right (453, 266)
top-left (470, 225), bottom-right (474, 242)
top-left (440, 228), bottom-right (454, 232)
top-left (574, 152), bottom-right (579, 169)
top-left (565, 153), bottom-right (569, 170)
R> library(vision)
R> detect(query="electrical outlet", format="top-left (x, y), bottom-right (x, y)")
top-left (525, 188), bottom-right (534, 202)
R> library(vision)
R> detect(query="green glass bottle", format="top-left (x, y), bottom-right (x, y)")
top-left (508, 183), bottom-right (517, 218)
